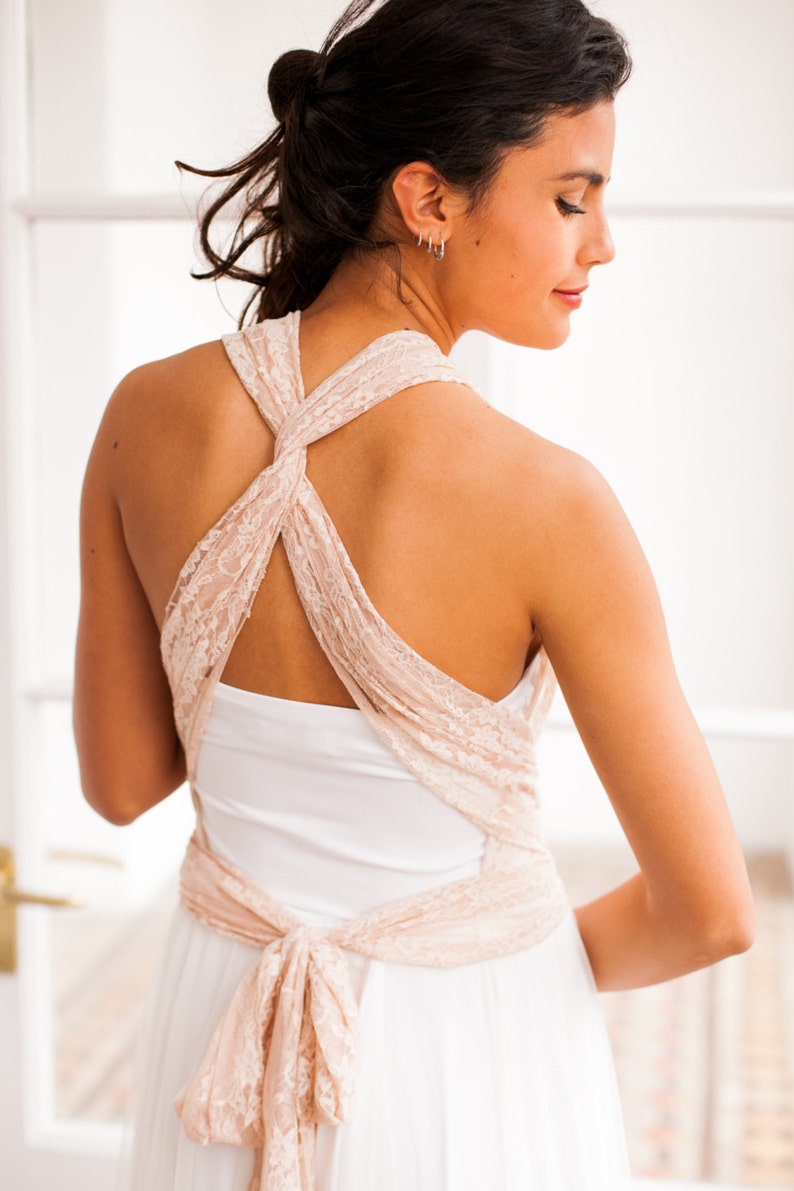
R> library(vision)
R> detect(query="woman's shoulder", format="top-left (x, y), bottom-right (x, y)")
top-left (101, 333), bottom-right (622, 553)
top-left (94, 338), bottom-right (274, 553)
top-left (442, 397), bottom-right (617, 533)
top-left (102, 337), bottom-right (266, 466)
top-left (105, 339), bottom-right (235, 430)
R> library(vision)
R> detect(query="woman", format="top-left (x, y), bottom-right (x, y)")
top-left (74, 1), bottom-right (755, 1188)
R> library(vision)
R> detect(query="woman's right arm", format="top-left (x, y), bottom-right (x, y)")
top-left (524, 448), bottom-right (754, 991)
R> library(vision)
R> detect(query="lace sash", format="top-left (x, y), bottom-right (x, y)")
top-left (160, 311), bottom-right (569, 1191)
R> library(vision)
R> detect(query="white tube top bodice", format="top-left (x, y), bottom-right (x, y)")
top-left (193, 666), bottom-right (538, 922)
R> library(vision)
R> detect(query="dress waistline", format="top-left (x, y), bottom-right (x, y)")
top-left (175, 828), bottom-right (568, 1191)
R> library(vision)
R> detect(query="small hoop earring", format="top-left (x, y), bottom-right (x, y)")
top-left (415, 229), bottom-right (423, 247)
top-left (426, 234), bottom-right (434, 256)
top-left (433, 236), bottom-right (445, 261)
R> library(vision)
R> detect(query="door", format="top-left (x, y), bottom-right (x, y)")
top-left (0, 0), bottom-right (255, 1182)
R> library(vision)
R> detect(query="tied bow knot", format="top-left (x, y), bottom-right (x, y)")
top-left (176, 922), bottom-right (359, 1190)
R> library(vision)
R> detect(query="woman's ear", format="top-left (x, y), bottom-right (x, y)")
top-left (390, 161), bottom-right (454, 244)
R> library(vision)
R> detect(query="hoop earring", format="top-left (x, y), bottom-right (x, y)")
top-left (414, 229), bottom-right (445, 259)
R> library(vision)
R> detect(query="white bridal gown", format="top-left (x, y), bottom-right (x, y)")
top-left (117, 311), bottom-right (632, 1191)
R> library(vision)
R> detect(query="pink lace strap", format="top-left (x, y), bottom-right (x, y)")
top-left (160, 312), bottom-right (470, 781)
top-left (175, 830), bottom-right (568, 1191)
top-left (159, 313), bottom-right (562, 862)
top-left (225, 309), bottom-right (468, 441)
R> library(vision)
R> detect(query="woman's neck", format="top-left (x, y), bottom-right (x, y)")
top-left (301, 250), bottom-right (458, 357)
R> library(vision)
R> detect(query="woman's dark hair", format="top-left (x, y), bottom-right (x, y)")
top-left (179, 0), bottom-right (631, 326)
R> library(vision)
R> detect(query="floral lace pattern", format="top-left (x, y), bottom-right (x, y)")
top-left (161, 312), bottom-right (570, 1190)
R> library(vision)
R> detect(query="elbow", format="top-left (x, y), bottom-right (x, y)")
top-left (695, 897), bottom-right (756, 962)
top-left (79, 754), bottom-right (187, 827)
top-left (715, 910), bottom-right (755, 958)
top-left (649, 878), bottom-right (757, 969)
top-left (82, 784), bottom-right (156, 827)
top-left (89, 798), bottom-right (146, 828)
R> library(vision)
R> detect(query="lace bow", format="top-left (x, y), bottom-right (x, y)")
top-left (176, 926), bottom-right (357, 1191)
top-left (175, 823), bottom-right (568, 1191)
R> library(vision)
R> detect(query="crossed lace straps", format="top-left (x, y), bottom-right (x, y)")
top-left (160, 311), bottom-right (473, 781)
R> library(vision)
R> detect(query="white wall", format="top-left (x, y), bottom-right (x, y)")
top-left (482, 0), bottom-right (794, 868)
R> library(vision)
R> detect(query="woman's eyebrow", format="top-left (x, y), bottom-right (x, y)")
top-left (552, 170), bottom-right (608, 186)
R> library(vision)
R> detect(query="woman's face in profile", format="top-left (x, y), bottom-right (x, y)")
top-left (448, 101), bottom-right (617, 350)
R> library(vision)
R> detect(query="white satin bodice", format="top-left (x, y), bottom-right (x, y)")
top-left (193, 662), bottom-right (538, 922)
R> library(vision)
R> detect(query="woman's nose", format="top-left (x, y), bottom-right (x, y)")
top-left (582, 212), bottom-right (616, 268)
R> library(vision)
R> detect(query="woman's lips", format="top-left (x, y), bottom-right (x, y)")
top-left (553, 287), bottom-right (587, 309)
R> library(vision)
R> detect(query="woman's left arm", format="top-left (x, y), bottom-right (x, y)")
top-left (74, 374), bottom-right (186, 826)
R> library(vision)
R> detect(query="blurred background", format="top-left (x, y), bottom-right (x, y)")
top-left (0, 0), bottom-right (791, 1187)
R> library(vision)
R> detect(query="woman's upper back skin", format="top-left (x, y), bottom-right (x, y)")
top-left (111, 316), bottom-right (574, 711)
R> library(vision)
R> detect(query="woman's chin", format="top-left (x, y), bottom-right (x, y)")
top-left (486, 311), bottom-right (573, 351)
top-left (521, 319), bottom-right (572, 351)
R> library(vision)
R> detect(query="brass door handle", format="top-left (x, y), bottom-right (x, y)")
top-left (0, 845), bottom-right (84, 974)
top-left (1, 887), bottom-right (84, 909)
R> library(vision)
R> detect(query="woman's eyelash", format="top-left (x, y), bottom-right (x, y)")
top-left (556, 196), bottom-right (586, 217)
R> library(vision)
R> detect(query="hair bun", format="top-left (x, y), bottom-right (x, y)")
top-left (268, 49), bottom-right (320, 122)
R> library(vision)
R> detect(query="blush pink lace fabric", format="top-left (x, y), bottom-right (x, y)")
top-left (159, 311), bottom-right (569, 1191)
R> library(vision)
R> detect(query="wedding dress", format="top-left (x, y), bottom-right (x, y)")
top-left (118, 311), bottom-right (631, 1191)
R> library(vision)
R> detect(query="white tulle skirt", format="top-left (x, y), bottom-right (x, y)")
top-left (117, 682), bottom-right (631, 1190)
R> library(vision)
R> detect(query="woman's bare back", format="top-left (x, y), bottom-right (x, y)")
top-left (112, 325), bottom-right (547, 711)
